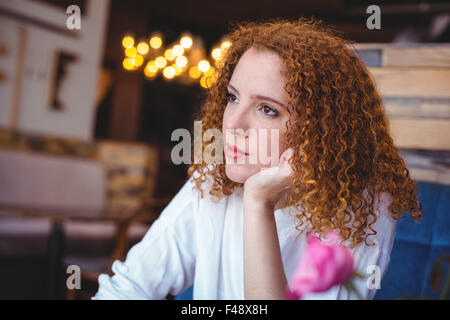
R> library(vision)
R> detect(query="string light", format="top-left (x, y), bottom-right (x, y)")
top-left (198, 60), bottom-right (210, 73)
top-left (163, 66), bottom-right (176, 79)
top-left (175, 55), bottom-right (188, 68)
top-left (173, 64), bottom-right (183, 75)
top-left (150, 36), bottom-right (162, 49)
top-left (121, 32), bottom-right (228, 88)
top-left (204, 66), bottom-right (215, 77)
top-left (122, 36), bottom-right (134, 48)
top-left (145, 62), bottom-right (158, 78)
top-left (180, 36), bottom-right (193, 49)
top-left (137, 42), bottom-right (150, 55)
top-left (123, 58), bottom-right (135, 70)
top-left (145, 69), bottom-right (157, 78)
top-left (221, 40), bottom-right (232, 50)
top-left (200, 76), bottom-right (210, 88)
top-left (164, 49), bottom-right (176, 61)
top-left (211, 47), bottom-right (222, 60)
top-left (146, 61), bottom-right (158, 73)
top-left (155, 56), bottom-right (167, 68)
top-left (125, 47), bottom-right (137, 58)
top-left (189, 66), bottom-right (201, 79)
top-left (172, 44), bottom-right (184, 57)
top-left (134, 54), bottom-right (144, 67)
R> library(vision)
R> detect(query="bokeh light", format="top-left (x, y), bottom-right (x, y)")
top-left (134, 54), bottom-right (144, 67)
top-left (146, 61), bottom-right (158, 73)
top-left (200, 76), bottom-right (211, 88)
top-left (221, 40), bottom-right (232, 50)
top-left (172, 44), bottom-right (184, 57)
top-left (164, 49), bottom-right (176, 61)
top-left (175, 55), bottom-right (188, 68)
top-left (125, 47), bottom-right (137, 58)
top-left (211, 47), bottom-right (222, 60)
top-left (144, 62), bottom-right (158, 78)
top-left (204, 66), bottom-right (215, 77)
top-left (137, 42), bottom-right (149, 55)
top-left (122, 32), bottom-right (226, 85)
top-left (180, 36), bottom-right (193, 49)
top-left (123, 58), bottom-right (135, 70)
top-left (189, 66), bottom-right (202, 79)
top-left (163, 66), bottom-right (176, 79)
top-left (155, 56), bottom-right (167, 68)
top-left (198, 60), bottom-right (210, 73)
top-left (122, 36), bottom-right (134, 48)
top-left (150, 36), bottom-right (162, 49)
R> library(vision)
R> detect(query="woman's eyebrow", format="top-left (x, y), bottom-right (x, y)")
top-left (227, 83), bottom-right (287, 109)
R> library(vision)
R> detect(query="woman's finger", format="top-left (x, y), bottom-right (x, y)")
top-left (279, 148), bottom-right (294, 170)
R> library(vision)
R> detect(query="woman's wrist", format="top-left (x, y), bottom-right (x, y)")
top-left (243, 191), bottom-right (275, 218)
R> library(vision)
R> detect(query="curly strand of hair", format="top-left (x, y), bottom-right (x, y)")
top-left (187, 17), bottom-right (423, 248)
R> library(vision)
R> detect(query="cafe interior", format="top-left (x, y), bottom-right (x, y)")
top-left (0, 0), bottom-right (449, 299)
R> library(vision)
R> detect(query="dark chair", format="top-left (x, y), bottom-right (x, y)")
top-left (374, 181), bottom-right (450, 299)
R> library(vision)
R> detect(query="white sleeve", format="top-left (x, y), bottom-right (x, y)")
top-left (92, 178), bottom-right (198, 300)
top-left (302, 192), bottom-right (397, 300)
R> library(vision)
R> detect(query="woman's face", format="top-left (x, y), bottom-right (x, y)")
top-left (222, 47), bottom-right (291, 183)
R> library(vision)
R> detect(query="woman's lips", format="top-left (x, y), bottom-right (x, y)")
top-left (225, 143), bottom-right (249, 159)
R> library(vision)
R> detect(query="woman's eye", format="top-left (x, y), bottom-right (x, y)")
top-left (226, 92), bottom-right (278, 117)
top-left (226, 92), bottom-right (238, 103)
top-left (258, 104), bottom-right (278, 117)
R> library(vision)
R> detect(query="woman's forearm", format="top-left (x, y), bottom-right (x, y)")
top-left (243, 200), bottom-right (287, 300)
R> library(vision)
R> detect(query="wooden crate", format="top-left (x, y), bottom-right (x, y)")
top-left (352, 44), bottom-right (450, 185)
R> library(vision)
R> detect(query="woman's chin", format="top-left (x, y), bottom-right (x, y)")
top-left (225, 164), bottom-right (260, 184)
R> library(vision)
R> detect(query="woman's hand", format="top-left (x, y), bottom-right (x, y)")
top-left (243, 147), bottom-right (294, 211)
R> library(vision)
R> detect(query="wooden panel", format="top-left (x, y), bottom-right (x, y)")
top-left (355, 49), bottom-right (382, 67)
top-left (383, 98), bottom-right (450, 119)
top-left (352, 43), bottom-right (401, 50)
top-left (408, 167), bottom-right (450, 185)
top-left (400, 149), bottom-right (450, 185)
top-left (346, 44), bottom-right (450, 184)
top-left (352, 43), bottom-right (450, 50)
top-left (352, 44), bottom-right (450, 67)
top-left (383, 47), bottom-right (450, 67)
top-left (368, 67), bottom-right (450, 98)
top-left (389, 117), bottom-right (450, 150)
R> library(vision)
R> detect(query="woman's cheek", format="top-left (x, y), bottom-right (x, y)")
top-left (257, 126), bottom-right (286, 167)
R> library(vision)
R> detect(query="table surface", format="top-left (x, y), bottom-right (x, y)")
top-left (0, 197), bottom-right (170, 222)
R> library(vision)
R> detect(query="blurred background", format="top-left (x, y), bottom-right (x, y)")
top-left (0, 0), bottom-right (449, 300)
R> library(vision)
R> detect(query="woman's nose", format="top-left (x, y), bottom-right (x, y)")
top-left (225, 105), bottom-right (250, 134)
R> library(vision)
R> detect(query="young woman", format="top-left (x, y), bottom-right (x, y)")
top-left (93, 18), bottom-right (422, 300)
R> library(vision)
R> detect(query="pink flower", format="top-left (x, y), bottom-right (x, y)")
top-left (286, 230), bottom-right (354, 299)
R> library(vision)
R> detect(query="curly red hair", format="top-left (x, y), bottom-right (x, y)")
top-left (188, 17), bottom-right (423, 248)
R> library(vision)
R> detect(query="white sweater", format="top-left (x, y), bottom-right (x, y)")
top-left (92, 177), bottom-right (397, 300)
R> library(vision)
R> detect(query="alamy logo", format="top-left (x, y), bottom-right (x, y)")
top-left (366, 238), bottom-right (382, 290)
top-left (366, 5), bottom-right (381, 30)
top-left (66, 265), bottom-right (81, 290)
top-left (171, 121), bottom-right (280, 167)
top-left (66, 5), bottom-right (81, 30)
top-left (366, 265), bottom-right (382, 289)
